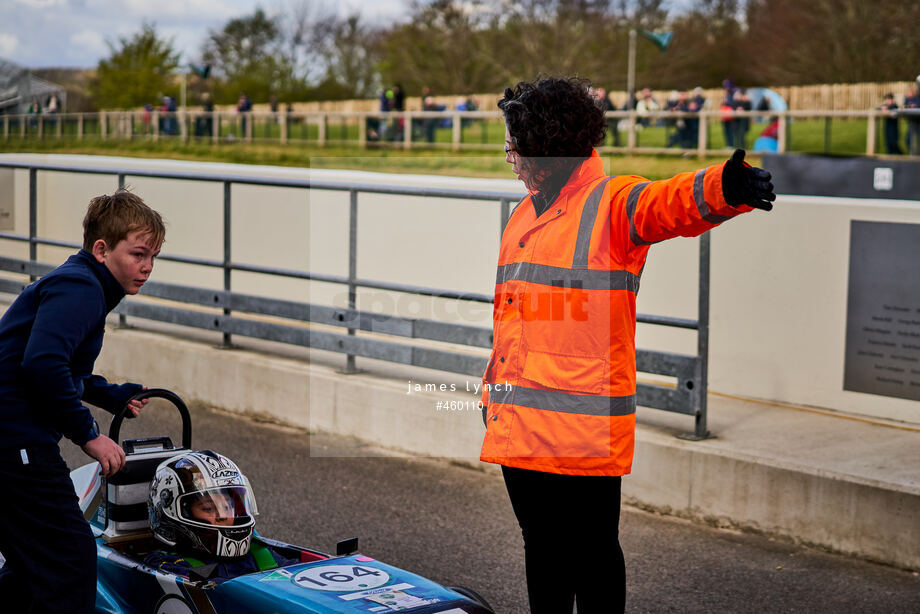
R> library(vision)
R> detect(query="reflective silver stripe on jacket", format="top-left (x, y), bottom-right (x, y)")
top-left (495, 262), bottom-right (639, 291)
top-left (490, 384), bottom-right (636, 416)
top-left (693, 168), bottom-right (730, 224)
top-left (625, 181), bottom-right (653, 246)
top-left (572, 177), bottom-right (613, 269)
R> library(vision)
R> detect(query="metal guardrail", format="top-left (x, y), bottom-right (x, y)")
top-left (0, 161), bottom-right (713, 437)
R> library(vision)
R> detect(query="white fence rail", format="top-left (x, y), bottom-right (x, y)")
top-left (2, 109), bottom-right (919, 157)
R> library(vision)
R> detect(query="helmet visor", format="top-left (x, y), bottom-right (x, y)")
top-left (178, 487), bottom-right (254, 528)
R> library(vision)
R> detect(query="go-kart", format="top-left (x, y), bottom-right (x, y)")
top-left (72, 389), bottom-right (494, 614)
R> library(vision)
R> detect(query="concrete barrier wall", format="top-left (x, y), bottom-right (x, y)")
top-left (0, 153), bottom-right (917, 425)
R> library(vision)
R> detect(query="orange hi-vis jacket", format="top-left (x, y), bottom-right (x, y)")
top-left (480, 150), bottom-right (752, 476)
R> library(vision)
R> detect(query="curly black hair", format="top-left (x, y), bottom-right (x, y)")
top-left (498, 76), bottom-right (606, 191)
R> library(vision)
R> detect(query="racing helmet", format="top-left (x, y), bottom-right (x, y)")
top-left (148, 450), bottom-right (259, 558)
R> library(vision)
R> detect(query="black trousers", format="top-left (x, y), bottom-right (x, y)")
top-left (502, 465), bottom-right (625, 614)
top-left (0, 445), bottom-right (96, 613)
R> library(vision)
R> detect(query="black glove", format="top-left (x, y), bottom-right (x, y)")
top-left (721, 149), bottom-right (775, 211)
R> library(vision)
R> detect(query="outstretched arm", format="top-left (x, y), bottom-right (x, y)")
top-left (617, 148), bottom-right (774, 249)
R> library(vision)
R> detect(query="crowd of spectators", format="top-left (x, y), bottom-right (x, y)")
top-left (588, 79), bottom-right (784, 150)
top-left (367, 85), bottom-right (480, 143)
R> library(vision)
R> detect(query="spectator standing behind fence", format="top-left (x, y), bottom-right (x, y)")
top-left (687, 87), bottom-right (706, 146)
top-left (456, 95), bottom-right (478, 129)
top-left (196, 93), bottom-right (214, 139)
top-left (733, 89), bottom-right (752, 148)
top-left (666, 90), bottom-right (696, 149)
top-left (721, 78), bottom-right (738, 148)
top-left (372, 87), bottom-right (392, 142)
top-left (236, 93), bottom-right (252, 138)
top-left (486, 76), bottom-right (775, 614)
top-left (879, 93), bottom-right (904, 155)
top-left (44, 93), bottom-right (60, 131)
top-left (160, 96), bottom-right (176, 136)
top-left (392, 84), bottom-right (406, 141)
top-left (28, 98), bottom-right (40, 129)
top-left (904, 82), bottom-right (920, 155)
top-left (592, 87), bottom-right (620, 146)
top-left (635, 88), bottom-right (659, 127)
top-left (422, 96), bottom-right (445, 143)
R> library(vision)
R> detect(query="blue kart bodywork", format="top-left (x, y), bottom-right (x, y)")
top-left (90, 534), bottom-right (492, 613)
top-left (70, 389), bottom-right (493, 614)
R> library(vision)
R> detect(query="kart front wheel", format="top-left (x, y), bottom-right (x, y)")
top-left (153, 594), bottom-right (196, 614)
top-left (447, 585), bottom-right (495, 613)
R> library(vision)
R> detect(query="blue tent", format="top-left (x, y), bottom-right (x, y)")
top-left (747, 88), bottom-right (787, 112)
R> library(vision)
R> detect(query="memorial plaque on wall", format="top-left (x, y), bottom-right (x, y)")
top-left (844, 221), bottom-right (920, 401)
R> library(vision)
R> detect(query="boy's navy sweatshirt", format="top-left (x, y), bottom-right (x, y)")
top-left (0, 249), bottom-right (142, 450)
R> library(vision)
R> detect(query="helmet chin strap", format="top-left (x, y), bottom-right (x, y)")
top-left (215, 532), bottom-right (251, 558)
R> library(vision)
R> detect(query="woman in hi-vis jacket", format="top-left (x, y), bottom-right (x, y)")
top-left (480, 76), bottom-right (774, 614)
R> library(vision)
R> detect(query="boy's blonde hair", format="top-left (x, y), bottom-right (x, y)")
top-left (82, 189), bottom-right (165, 251)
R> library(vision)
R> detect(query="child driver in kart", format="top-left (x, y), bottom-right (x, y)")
top-left (145, 450), bottom-right (298, 582)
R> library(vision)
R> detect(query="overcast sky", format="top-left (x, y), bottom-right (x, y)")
top-left (1, 0), bottom-right (409, 69)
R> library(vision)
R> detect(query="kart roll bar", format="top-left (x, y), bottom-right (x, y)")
top-left (109, 388), bottom-right (192, 450)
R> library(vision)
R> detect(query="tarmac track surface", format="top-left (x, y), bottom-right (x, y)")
top-left (61, 401), bottom-right (920, 614)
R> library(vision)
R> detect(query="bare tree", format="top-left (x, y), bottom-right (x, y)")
top-left (319, 13), bottom-right (382, 98)
top-left (276, 0), bottom-right (335, 85)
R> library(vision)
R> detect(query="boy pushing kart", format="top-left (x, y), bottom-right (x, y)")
top-left (0, 189), bottom-right (165, 613)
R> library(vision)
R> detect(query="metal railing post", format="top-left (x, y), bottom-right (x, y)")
top-left (694, 232), bottom-right (711, 439)
top-left (342, 189), bottom-right (360, 373)
top-left (77, 114), bottom-right (83, 140)
top-left (358, 113), bottom-right (366, 148)
top-left (28, 168), bottom-right (37, 281)
top-left (152, 111), bottom-right (159, 142)
top-left (222, 181), bottom-right (232, 347)
top-left (101, 111), bottom-right (107, 139)
top-left (3, 116), bottom-right (7, 140)
top-left (500, 198), bottom-right (510, 237)
top-left (212, 112), bottom-right (219, 144)
top-left (318, 114), bottom-right (327, 147)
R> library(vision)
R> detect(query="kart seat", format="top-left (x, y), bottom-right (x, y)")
top-left (104, 437), bottom-right (185, 541)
